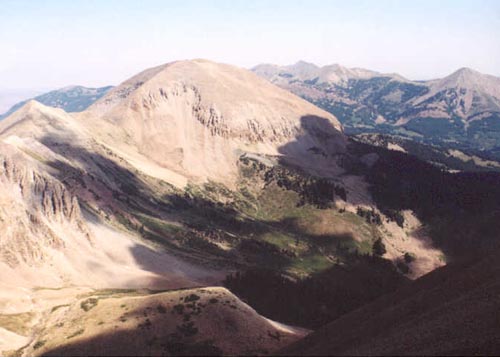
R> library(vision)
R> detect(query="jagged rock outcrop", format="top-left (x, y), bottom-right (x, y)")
top-left (0, 147), bottom-right (89, 267)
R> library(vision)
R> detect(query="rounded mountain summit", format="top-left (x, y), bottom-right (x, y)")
top-left (81, 59), bottom-right (347, 185)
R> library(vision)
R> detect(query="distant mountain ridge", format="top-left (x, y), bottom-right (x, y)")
top-left (253, 61), bottom-right (404, 86)
top-left (0, 85), bottom-right (113, 119)
top-left (253, 62), bottom-right (500, 157)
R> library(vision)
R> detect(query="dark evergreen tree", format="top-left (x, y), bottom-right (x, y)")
top-left (372, 238), bottom-right (387, 256)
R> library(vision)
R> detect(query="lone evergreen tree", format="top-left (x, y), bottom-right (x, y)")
top-left (372, 238), bottom-right (386, 256)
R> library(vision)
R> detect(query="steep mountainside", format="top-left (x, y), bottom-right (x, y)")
top-left (253, 62), bottom-right (500, 157)
top-left (0, 85), bottom-right (112, 120)
top-left (0, 100), bottom-right (220, 292)
top-left (282, 249), bottom-right (500, 356)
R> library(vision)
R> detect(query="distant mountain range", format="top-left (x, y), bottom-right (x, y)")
top-left (253, 62), bottom-right (500, 157)
top-left (0, 85), bottom-right (113, 119)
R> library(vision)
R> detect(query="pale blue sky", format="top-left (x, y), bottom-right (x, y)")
top-left (0, 0), bottom-right (499, 91)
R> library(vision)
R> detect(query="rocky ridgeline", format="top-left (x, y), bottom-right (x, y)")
top-left (132, 83), bottom-right (301, 143)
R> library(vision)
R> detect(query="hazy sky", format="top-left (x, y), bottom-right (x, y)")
top-left (1, 0), bottom-right (499, 91)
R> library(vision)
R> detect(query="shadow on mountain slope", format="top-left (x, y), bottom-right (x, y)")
top-left (223, 254), bottom-right (406, 329)
top-left (273, 115), bottom-right (500, 262)
top-left (35, 133), bottom-right (408, 332)
top-left (281, 248), bottom-right (500, 356)
top-left (349, 139), bottom-right (500, 259)
top-left (277, 115), bottom-right (347, 175)
top-left (40, 329), bottom-right (222, 357)
top-left (38, 135), bottom-right (364, 275)
top-left (220, 114), bottom-right (500, 333)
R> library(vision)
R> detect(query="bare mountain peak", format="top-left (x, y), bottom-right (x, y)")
top-left (430, 66), bottom-right (500, 98)
top-left (453, 67), bottom-right (479, 76)
top-left (13, 99), bottom-right (78, 119)
top-left (281, 61), bottom-right (321, 80)
top-left (16, 99), bottom-right (54, 115)
top-left (92, 59), bottom-right (342, 129)
top-left (290, 60), bottom-right (320, 70)
top-left (84, 59), bottom-right (345, 184)
top-left (322, 63), bottom-right (345, 71)
top-left (445, 67), bottom-right (483, 83)
top-left (21, 99), bottom-right (44, 110)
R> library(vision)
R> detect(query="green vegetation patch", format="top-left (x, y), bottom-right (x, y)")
top-left (260, 232), bottom-right (305, 253)
top-left (136, 214), bottom-right (183, 236)
top-left (289, 254), bottom-right (333, 276)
